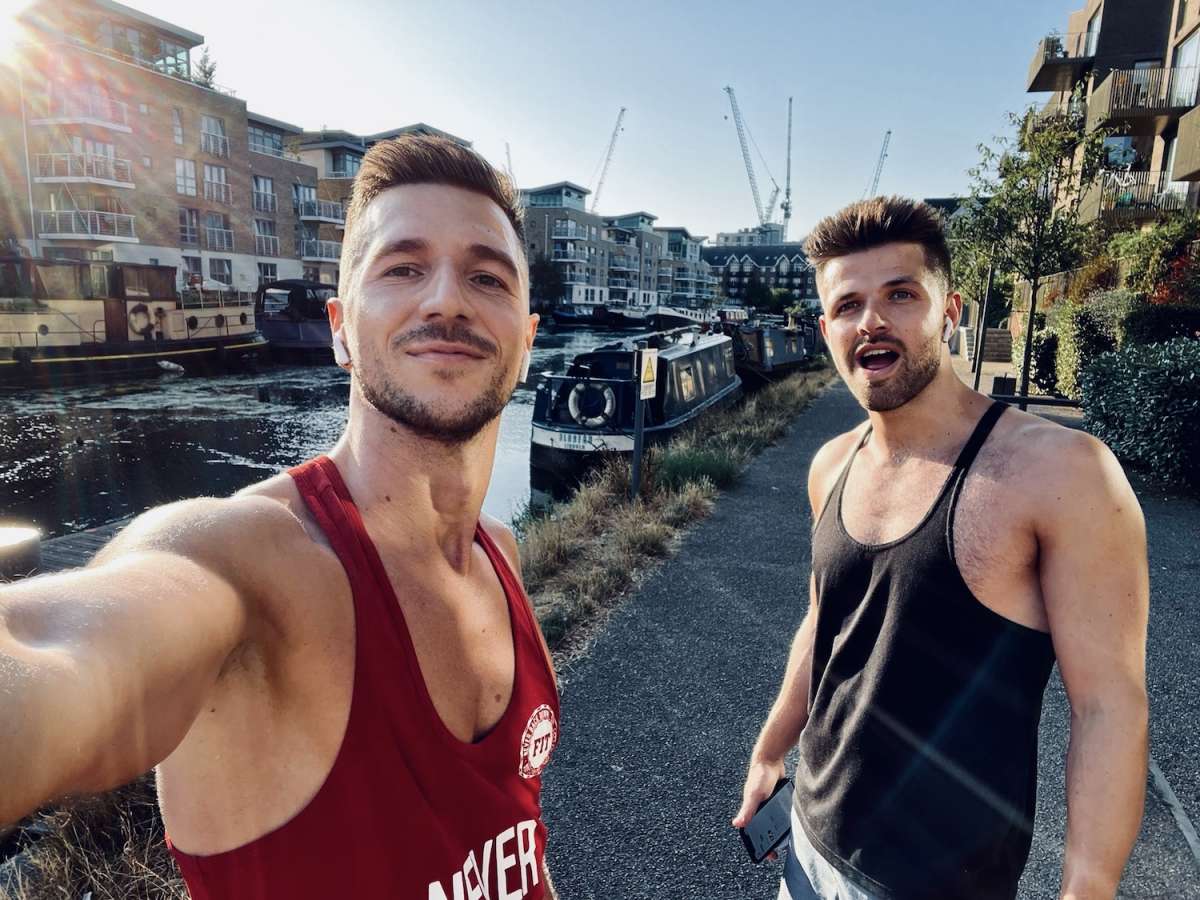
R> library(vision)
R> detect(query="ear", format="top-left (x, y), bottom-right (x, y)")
top-left (818, 314), bottom-right (829, 343)
top-left (327, 296), bottom-right (353, 370)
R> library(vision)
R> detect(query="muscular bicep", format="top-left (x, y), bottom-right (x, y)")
top-left (1038, 437), bottom-right (1148, 714)
top-left (1, 548), bottom-right (246, 802)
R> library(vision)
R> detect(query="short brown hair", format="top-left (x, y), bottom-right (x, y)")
top-left (804, 196), bottom-right (952, 291)
top-left (340, 135), bottom-right (526, 287)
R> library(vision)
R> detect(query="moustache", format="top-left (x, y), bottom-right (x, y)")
top-left (394, 323), bottom-right (498, 357)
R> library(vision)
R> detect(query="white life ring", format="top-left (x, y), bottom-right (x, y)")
top-left (567, 382), bottom-right (616, 428)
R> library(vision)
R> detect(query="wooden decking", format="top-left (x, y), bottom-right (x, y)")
top-left (37, 517), bottom-right (132, 573)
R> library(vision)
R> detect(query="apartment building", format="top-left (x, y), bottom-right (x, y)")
top-left (702, 244), bottom-right (818, 305)
top-left (0, 0), bottom-right (324, 294)
top-left (604, 212), bottom-right (663, 309)
top-left (713, 223), bottom-right (785, 247)
top-left (521, 182), bottom-right (613, 309)
top-left (654, 227), bottom-right (718, 306)
top-left (293, 123), bottom-right (471, 283)
top-left (1026, 0), bottom-right (1200, 225)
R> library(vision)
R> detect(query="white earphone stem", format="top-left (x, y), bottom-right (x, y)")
top-left (519, 350), bottom-right (531, 383)
top-left (942, 317), bottom-right (954, 343)
top-left (332, 331), bottom-right (351, 366)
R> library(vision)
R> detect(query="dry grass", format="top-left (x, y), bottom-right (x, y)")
top-left (2, 364), bottom-right (833, 900)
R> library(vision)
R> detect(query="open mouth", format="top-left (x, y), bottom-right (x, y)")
top-left (856, 347), bottom-right (900, 372)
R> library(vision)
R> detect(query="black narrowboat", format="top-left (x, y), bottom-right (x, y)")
top-left (255, 279), bottom-right (336, 362)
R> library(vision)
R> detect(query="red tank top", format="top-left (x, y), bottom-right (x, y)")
top-left (167, 456), bottom-right (560, 899)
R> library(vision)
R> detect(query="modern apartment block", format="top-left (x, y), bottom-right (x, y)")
top-left (293, 124), bottom-right (471, 284)
top-left (701, 244), bottom-right (818, 305)
top-left (653, 227), bottom-right (718, 305)
top-left (713, 223), bottom-right (785, 247)
top-left (1026, 0), bottom-right (1200, 225)
top-left (605, 212), bottom-right (664, 309)
top-left (521, 182), bottom-right (615, 309)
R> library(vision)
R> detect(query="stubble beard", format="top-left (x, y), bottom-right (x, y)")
top-left (848, 336), bottom-right (942, 412)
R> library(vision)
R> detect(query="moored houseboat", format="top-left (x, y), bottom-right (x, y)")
top-left (530, 326), bottom-right (742, 494)
top-left (0, 256), bottom-right (266, 387)
top-left (722, 312), bottom-right (822, 387)
top-left (255, 279), bottom-right (335, 362)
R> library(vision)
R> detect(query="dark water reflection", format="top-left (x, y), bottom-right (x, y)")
top-left (0, 327), bottom-right (613, 538)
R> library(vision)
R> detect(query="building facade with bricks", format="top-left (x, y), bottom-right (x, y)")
top-left (702, 244), bottom-right (817, 306)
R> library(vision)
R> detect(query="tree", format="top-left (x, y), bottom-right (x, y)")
top-left (743, 271), bottom-right (773, 309)
top-left (529, 254), bottom-right (564, 311)
top-left (965, 102), bottom-right (1110, 405)
top-left (195, 46), bottom-right (217, 87)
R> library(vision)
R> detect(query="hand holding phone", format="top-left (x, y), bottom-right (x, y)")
top-left (739, 778), bottom-right (793, 863)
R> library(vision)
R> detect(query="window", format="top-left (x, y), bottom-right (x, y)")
top-left (258, 262), bottom-right (277, 286)
top-left (204, 164), bottom-right (230, 203)
top-left (253, 175), bottom-right (276, 213)
top-left (330, 151), bottom-right (361, 177)
top-left (175, 158), bottom-right (196, 195)
top-left (209, 257), bottom-right (232, 284)
top-left (172, 108), bottom-right (183, 145)
top-left (205, 212), bottom-right (232, 251)
top-left (178, 207), bottom-right (198, 244)
top-left (182, 255), bottom-right (202, 285)
top-left (293, 183), bottom-right (316, 213)
top-left (156, 39), bottom-right (189, 78)
top-left (255, 219), bottom-right (277, 237)
top-left (200, 116), bottom-right (228, 157)
top-left (248, 126), bottom-right (284, 157)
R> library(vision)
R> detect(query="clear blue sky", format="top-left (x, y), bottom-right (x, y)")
top-left (84, 0), bottom-right (1072, 238)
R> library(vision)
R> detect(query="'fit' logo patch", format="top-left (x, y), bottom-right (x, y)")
top-left (518, 704), bottom-right (557, 779)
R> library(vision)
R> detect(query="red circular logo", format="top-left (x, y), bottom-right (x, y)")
top-left (518, 704), bottom-right (558, 779)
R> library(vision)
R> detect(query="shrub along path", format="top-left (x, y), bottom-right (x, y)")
top-left (538, 381), bottom-right (1200, 899)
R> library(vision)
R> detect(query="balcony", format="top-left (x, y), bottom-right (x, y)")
top-left (35, 152), bottom-right (134, 187)
top-left (253, 191), bottom-right (277, 214)
top-left (561, 269), bottom-right (588, 285)
top-left (1087, 67), bottom-right (1199, 136)
top-left (608, 277), bottom-right (632, 288)
top-left (204, 181), bottom-right (233, 205)
top-left (300, 239), bottom-right (342, 261)
top-left (206, 227), bottom-right (234, 251)
top-left (609, 256), bottom-right (638, 270)
top-left (328, 169), bottom-right (358, 179)
top-left (1028, 96), bottom-right (1088, 134)
top-left (38, 209), bottom-right (136, 242)
top-left (551, 225), bottom-right (589, 240)
top-left (1079, 170), bottom-right (1196, 224)
top-left (201, 131), bottom-right (230, 158)
top-left (1026, 32), bottom-right (1096, 93)
top-left (30, 90), bottom-right (131, 132)
top-left (297, 199), bottom-right (345, 223)
top-left (255, 234), bottom-right (280, 257)
top-left (1173, 105), bottom-right (1200, 181)
top-left (551, 249), bottom-right (587, 262)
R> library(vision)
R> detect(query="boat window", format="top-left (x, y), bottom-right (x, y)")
top-left (263, 289), bottom-right (290, 314)
top-left (679, 365), bottom-right (697, 403)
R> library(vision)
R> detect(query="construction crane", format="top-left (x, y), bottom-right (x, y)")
top-left (590, 107), bottom-right (626, 214)
top-left (781, 96), bottom-right (793, 240)
top-left (864, 130), bottom-right (892, 199)
top-left (724, 86), bottom-right (766, 225)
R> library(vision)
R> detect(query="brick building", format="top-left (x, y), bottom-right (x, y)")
top-left (702, 244), bottom-right (818, 306)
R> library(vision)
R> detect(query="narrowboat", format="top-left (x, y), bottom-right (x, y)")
top-left (550, 303), bottom-right (645, 331)
top-left (0, 256), bottom-right (266, 387)
top-left (723, 313), bottom-right (822, 387)
top-left (647, 304), bottom-right (715, 330)
top-left (530, 326), bottom-right (743, 493)
top-left (256, 279), bottom-right (336, 362)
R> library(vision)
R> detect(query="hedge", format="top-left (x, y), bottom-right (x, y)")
top-left (1081, 338), bottom-right (1200, 490)
top-left (1053, 290), bottom-right (1136, 399)
top-left (1121, 303), bottom-right (1200, 346)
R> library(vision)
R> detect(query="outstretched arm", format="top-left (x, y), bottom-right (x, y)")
top-left (0, 499), bottom-right (254, 827)
top-left (1039, 434), bottom-right (1149, 900)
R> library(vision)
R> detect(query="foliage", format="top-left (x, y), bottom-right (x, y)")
top-left (1082, 338), bottom-right (1200, 490)
top-left (742, 272), bottom-right (774, 309)
top-left (1030, 323), bottom-right (1060, 395)
top-left (1106, 212), bottom-right (1200, 296)
top-left (194, 47), bottom-right (217, 87)
top-left (1149, 252), bottom-right (1200, 306)
top-left (1053, 289), bottom-right (1136, 399)
top-left (1066, 254), bottom-right (1119, 304)
top-left (528, 254), bottom-right (564, 309)
top-left (1121, 302), bottom-right (1200, 345)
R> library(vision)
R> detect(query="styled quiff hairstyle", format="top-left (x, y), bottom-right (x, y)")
top-left (804, 196), bottom-right (953, 292)
top-left (340, 134), bottom-right (526, 288)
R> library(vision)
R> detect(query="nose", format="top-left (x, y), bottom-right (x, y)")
top-left (416, 262), bottom-right (472, 321)
top-left (856, 300), bottom-right (891, 338)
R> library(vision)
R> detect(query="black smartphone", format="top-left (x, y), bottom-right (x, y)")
top-left (739, 778), bottom-right (794, 863)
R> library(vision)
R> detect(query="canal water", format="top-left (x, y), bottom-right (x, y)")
top-left (0, 327), bottom-right (612, 539)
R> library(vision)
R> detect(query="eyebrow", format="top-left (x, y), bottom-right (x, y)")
top-left (832, 276), bottom-right (921, 307)
top-left (368, 238), bottom-right (520, 283)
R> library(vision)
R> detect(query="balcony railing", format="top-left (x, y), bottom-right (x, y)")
top-left (206, 227), bottom-right (234, 251)
top-left (328, 169), bottom-right (358, 179)
top-left (1087, 67), bottom-right (1200, 134)
top-left (1031, 96), bottom-right (1087, 130)
top-left (32, 90), bottom-right (129, 129)
top-left (255, 234), bottom-right (280, 257)
top-left (1079, 169), bottom-right (1195, 223)
top-left (1174, 105), bottom-right (1200, 181)
top-left (201, 131), bottom-right (230, 158)
top-left (561, 269), bottom-right (588, 285)
top-left (300, 239), bottom-right (342, 260)
top-left (297, 199), bottom-right (345, 222)
top-left (551, 249), bottom-right (587, 262)
top-left (253, 191), bottom-right (278, 213)
top-left (38, 209), bottom-right (136, 240)
top-left (1027, 31), bottom-right (1096, 93)
top-left (610, 256), bottom-right (638, 270)
top-left (35, 152), bottom-right (133, 185)
top-left (608, 277), bottom-right (632, 288)
top-left (551, 225), bottom-right (589, 239)
top-left (204, 181), bottom-right (233, 204)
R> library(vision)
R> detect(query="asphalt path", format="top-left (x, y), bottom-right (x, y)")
top-left (540, 382), bottom-right (1200, 899)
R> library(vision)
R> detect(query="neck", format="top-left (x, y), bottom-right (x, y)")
top-left (327, 385), bottom-right (499, 573)
top-left (863, 353), bottom-right (985, 462)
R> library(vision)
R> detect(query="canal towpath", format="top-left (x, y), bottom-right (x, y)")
top-left (538, 381), bottom-right (1200, 899)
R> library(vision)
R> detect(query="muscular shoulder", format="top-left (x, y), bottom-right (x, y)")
top-left (808, 422), bottom-right (869, 517)
top-left (480, 513), bottom-right (523, 584)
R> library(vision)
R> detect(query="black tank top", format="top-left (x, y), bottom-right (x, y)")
top-left (794, 402), bottom-right (1056, 900)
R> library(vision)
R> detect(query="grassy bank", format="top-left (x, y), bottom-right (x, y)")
top-left (2, 363), bottom-right (833, 899)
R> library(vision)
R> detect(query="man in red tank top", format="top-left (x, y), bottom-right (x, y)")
top-left (0, 136), bottom-right (561, 899)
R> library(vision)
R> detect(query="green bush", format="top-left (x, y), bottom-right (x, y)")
top-left (1082, 338), bottom-right (1200, 489)
top-left (1030, 328), bottom-right (1059, 394)
top-left (1107, 213), bottom-right (1200, 295)
top-left (1054, 290), bottom-right (1137, 399)
top-left (1122, 302), bottom-right (1200, 345)
top-left (1067, 254), bottom-right (1119, 304)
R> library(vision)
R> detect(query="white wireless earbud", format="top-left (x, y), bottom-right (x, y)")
top-left (518, 350), bottom-right (531, 383)
top-left (331, 330), bottom-right (351, 367)
top-left (942, 317), bottom-right (954, 343)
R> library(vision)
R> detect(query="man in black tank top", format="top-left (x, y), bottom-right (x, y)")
top-left (732, 198), bottom-right (1149, 900)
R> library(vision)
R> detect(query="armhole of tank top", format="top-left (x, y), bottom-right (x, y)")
top-left (943, 402), bottom-right (1007, 565)
top-left (812, 424), bottom-right (871, 533)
